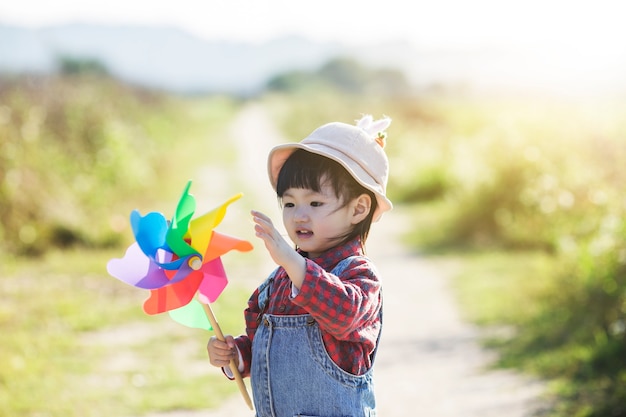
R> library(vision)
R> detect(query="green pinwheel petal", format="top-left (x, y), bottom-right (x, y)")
top-left (166, 180), bottom-right (198, 258)
top-left (168, 299), bottom-right (212, 331)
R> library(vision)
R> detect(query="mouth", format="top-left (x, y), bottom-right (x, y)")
top-left (295, 229), bottom-right (313, 238)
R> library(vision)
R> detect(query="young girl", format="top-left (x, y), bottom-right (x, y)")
top-left (207, 114), bottom-right (393, 417)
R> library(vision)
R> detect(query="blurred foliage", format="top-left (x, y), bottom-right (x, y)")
top-left (491, 214), bottom-right (626, 417)
top-left (57, 55), bottom-right (110, 76)
top-left (380, 98), bottom-right (626, 253)
top-left (0, 74), bottom-right (239, 256)
top-left (0, 73), bottom-right (243, 416)
top-left (266, 57), bottom-right (412, 98)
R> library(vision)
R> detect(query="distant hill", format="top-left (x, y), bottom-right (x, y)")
top-left (0, 23), bottom-right (416, 94)
top-left (1, 22), bottom-right (623, 97)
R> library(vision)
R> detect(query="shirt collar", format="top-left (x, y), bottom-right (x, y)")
top-left (299, 237), bottom-right (365, 271)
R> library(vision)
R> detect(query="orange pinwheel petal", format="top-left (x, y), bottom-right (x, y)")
top-left (204, 231), bottom-right (253, 262)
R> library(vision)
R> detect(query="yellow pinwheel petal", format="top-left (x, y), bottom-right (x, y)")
top-left (188, 193), bottom-right (243, 255)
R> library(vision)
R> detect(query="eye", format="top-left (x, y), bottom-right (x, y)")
top-left (283, 202), bottom-right (295, 208)
top-left (310, 201), bottom-right (323, 207)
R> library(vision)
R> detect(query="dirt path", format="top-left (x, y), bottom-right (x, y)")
top-left (149, 104), bottom-right (547, 416)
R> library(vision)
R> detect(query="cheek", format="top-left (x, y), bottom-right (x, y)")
top-left (282, 210), bottom-right (291, 225)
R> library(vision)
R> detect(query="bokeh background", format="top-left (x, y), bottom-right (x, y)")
top-left (1, 1), bottom-right (625, 416)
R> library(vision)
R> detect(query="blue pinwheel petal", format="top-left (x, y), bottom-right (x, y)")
top-left (156, 256), bottom-right (187, 270)
top-left (130, 210), bottom-right (168, 258)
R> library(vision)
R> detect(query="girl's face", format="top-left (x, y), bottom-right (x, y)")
top-left (281, 181), bottom-right (361, 258)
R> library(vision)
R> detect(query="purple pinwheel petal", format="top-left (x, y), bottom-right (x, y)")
top-left (135, 263), bottom-right (171, 289)
top-left (197, 257), bottom-right (228, 304)
top-left (160, 258), bottom-right (196, 285)
top-left (107, 242), bottom-right (171, 289)
top-left (130, 210), bottom-right (168, 258)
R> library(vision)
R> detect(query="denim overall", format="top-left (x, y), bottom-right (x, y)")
top-left (251, 257), bottom-right (380, 417)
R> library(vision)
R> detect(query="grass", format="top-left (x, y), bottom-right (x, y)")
top-left (447, 246), bottom-right (626, 417)
top-left (0, 249), bottom-right (253, 417)
top-left (445, 250), bottom-right (558, 327)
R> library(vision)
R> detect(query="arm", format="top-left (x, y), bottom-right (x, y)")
top-left (293, 257), bottom-right (381, 340)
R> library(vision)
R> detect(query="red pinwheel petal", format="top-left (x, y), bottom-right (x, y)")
top-left (142, 270), bottom-right (203, 315)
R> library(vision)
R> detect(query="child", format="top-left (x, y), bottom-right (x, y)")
top-left (207, 114), bottom-right (393, 417)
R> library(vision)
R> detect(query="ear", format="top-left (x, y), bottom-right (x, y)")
top-left (350, 194), bottom-right (372, 224)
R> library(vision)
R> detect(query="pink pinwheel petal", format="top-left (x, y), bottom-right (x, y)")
top-left (197, 257), bottom-right (228, 303)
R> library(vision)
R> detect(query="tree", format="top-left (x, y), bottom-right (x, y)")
top-left (56, 55), bottom-right (110, 76)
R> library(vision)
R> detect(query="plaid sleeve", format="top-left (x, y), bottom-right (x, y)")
top-left (291, 257), bottom-right (381, 340)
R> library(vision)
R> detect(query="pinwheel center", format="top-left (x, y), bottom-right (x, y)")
top-left (188, 256), bottom-right (203, 270)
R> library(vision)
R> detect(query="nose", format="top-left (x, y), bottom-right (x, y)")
top-left (293, 205), bottom-right (309, 222)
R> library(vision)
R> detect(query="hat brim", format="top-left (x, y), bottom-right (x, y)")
top-left (268, 143), bottom-right (392, 222)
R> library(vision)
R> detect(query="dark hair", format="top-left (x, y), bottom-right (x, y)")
top-left (276, 149), bottom-right (377, 244)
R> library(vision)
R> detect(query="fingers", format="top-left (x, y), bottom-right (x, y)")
top-left (251, 209), bottom-right (270, 223)
top-left (207, 335), bottom-right (238, 368)
top-left (251, 210), bottom-right (271, 231)
top-left (251, 210), bottom-right (275, 241)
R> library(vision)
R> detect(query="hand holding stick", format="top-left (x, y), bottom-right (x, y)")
top-left (202, 302), bottom-right (253, 410)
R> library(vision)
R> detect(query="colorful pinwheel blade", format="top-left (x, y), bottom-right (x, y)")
top-left (166, 180), bottom-right (198, 259)
top-left (198, 257), bottom-right (228, 303)
top-left (143, 270), bottom-right (204, 315)
top-left (168, 299), bottom-right (213, 331)
top-left (187, 193), bottom-right (243, 256)
top-left (107, 242), bottom-right (175, 289)
top-left (107, 181), bottom-right (254, 319)
top-left (130, 210), bottom-right (168, 258)
top-left (204, 231), bottom-right (254, 262)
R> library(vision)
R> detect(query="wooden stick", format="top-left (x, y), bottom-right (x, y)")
top-left (202, 302), bottom-right (254, 411)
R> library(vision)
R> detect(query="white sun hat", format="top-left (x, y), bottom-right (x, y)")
top-left (267, 114), bottom-right (393, 222)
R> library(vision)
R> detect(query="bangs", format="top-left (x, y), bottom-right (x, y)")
top-left (276, 149), bottom-right (344, 198)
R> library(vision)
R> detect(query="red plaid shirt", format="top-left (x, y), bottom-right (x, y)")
top-left (234, 237), bottom-right (383, 376)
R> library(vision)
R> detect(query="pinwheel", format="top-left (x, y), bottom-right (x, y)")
top-left (106, 180), bottom-right (254, 409)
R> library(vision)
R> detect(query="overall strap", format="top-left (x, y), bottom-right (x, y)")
top-left (256, 268), bottom-right (278, 323)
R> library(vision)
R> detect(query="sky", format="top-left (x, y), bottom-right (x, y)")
top-left (1, 0), bottom-right (625, 50)
top-left (1, 0), bottom-right (625, 95)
